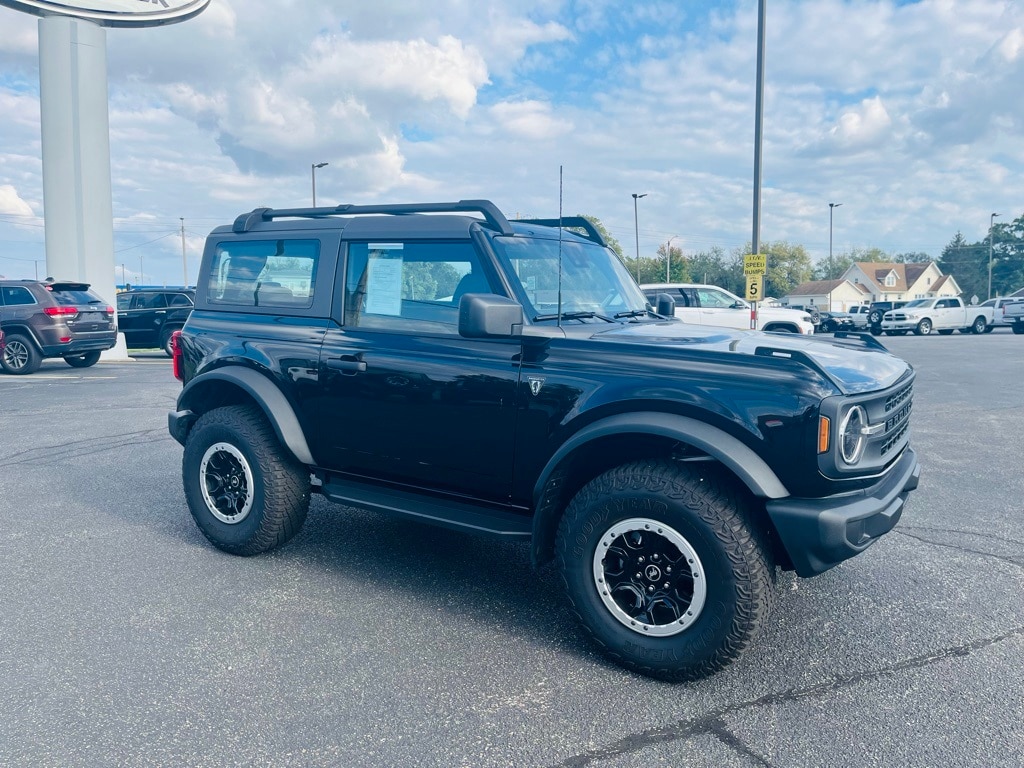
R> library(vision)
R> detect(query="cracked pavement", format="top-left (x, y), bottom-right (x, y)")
top-left (0, 337), bottom-right (1021, 767)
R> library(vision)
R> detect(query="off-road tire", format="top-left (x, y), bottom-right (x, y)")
top-left (64, 351), bottom-right (101, 368)
top-left (1, 333), bottom-right (41, 375)
top-left (555, 460), bottom-right (775, 682)
top-left (183, 405), bottom-right (310, 556)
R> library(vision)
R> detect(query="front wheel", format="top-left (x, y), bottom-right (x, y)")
top-left (914, 319), bottom-right (932, 336)
top-left (64, 351), bottom-right (101, 368)
top-left (182, 405), bottom-right (310, 555)
top-left (555, 461), bottom-right (774, 681)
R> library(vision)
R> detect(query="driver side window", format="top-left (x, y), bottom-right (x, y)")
top-left (344, 241), bottom-right (488, 334)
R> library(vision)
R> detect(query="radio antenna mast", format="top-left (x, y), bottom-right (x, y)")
top-left (557, 165), bottom-right (564, 328)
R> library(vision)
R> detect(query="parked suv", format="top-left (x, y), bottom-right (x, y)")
top-left (867, 300), bottom-right (908, 334)
top-left (0, 279), bottom-right (116, 374)
top-left (168, 200), bottom-right (920, 681)
top-left (117, 288), bottom-right (194, 355)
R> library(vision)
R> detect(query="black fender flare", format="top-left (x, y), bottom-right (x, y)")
top-left (530, 412), bottom-right (790, 564)
top-left (174, 366), bottom-right (315, 466)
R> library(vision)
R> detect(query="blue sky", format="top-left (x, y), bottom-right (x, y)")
top-left (0, 0), bottom-right (1022, 285)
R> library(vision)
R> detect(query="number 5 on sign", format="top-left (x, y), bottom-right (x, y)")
top-left (746, 274), bottom-right (763, 302)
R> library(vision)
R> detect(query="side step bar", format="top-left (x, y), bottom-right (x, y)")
top-left (319, 476), bottom-right (532, 539)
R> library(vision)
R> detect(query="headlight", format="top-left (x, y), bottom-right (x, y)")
top-left (839, 406), bottom-right (868, 465)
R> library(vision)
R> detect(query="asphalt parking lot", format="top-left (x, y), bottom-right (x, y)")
top-left (1, 333), bottom-right (1021, 767)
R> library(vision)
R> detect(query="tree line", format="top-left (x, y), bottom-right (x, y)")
top-left (579, 212), bottom-right (1024, 300)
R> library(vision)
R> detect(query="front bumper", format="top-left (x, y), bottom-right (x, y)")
top-left (765, 447), bottom-right (920, 577)
top-left (168, 408), bottom-right (196, 447)
top-left (880, 320), bottom-right (918, 331)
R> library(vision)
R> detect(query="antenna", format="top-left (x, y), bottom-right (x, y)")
top-left (557, 165), bottom-right (564, 328)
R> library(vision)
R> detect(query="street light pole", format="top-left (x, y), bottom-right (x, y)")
top-left (665, 235), bottom-right (679, 282)
top-left (828, 202), bottom-right (842, 284)
top-left (988, 212), bottom-right (1000, 300)
top-left (632, 192), bottom-right (647, 281)
top-left (180, 217), bottom-right (188, 286)
top-left (311, 162), bottom-right (328, 206)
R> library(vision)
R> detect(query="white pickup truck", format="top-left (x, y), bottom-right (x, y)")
top-left (641, 283), bottom-right (816, 334)
top-left (879, 296), bottom-right (993, 336)
top-left (1003, 300), bottom-right (1024, 334)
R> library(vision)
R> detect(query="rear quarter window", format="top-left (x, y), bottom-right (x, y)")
top-left (207, 239), bottom-right (319, 309)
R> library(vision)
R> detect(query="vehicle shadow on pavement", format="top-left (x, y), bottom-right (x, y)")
top-left (276, 496), bottom-right (591, 657)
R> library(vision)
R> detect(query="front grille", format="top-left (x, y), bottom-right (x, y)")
top-left (820, 375), bottom-right (915, 477)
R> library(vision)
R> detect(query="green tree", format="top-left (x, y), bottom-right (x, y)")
top-left (735, 241), bottom-right (812, 297)
top-left (655, 242), bottom-right (690, 283)
top-left (579, 215), bottom-right (624, 260)
top-left (812, 246), bottom-right (889, 281)
top-left (938, 231), bottom-right (986, 300)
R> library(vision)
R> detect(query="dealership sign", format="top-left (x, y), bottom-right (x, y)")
top-left (0, 0), bottom-right (210, 26)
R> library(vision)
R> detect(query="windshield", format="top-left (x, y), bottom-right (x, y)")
top-left (902, 299), bottom-right (931, 308)
top-left (492, 236), bottom-right (649, 321)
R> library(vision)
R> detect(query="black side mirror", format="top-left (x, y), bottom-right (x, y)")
top-left (656, 294), bottom-right (676, 316)
top-left (459, 294), bottom-right (523, 338)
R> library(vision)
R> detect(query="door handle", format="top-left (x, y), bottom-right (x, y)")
top-left (326, 356), bottom-right (367, 373)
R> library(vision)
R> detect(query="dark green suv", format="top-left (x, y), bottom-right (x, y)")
top-left (0, 279), bottom-right (117, 374)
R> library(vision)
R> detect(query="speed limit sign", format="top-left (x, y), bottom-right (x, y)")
top-left (745, 274), bottom-right (763, 302)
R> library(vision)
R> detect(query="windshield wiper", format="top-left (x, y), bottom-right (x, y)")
top-left (613, 309), bottom-right (649, 319)
top-left (532, 311), bottom-right (614, 323)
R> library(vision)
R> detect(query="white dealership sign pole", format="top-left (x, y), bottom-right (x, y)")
top-left (0, 0), bottom-right (210, 359)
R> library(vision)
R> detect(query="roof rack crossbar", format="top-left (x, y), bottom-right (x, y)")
top-left (231, 200), bottom-right (513, 235)
top-left (513, 217), bottom-right (607, 247)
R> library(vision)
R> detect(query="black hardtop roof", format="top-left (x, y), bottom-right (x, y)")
top-left (214, 200), bottom-right (607, 246)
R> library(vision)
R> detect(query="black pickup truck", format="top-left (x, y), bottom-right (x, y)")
top-left (167, 200), bottom-right (920, 681)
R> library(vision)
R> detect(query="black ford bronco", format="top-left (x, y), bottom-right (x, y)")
top-left (168, 200), bottom-right (920, 681)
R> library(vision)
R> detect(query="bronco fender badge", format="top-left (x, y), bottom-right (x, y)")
top-left (528, 376), bottom-right (545, 396)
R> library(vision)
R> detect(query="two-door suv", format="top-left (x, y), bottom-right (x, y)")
top-left (168, 200), bottom-right (920, 681)
top-left (0, 278), bottom-right (117, 374)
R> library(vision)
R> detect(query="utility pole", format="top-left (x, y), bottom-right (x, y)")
top-left (180, 217), bottom-right (188, 286)
top-left (988, 212), bottom-right (1000, 300)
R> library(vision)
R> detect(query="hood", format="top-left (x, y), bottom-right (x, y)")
top-left (590, 321), bottom-right (912, 394)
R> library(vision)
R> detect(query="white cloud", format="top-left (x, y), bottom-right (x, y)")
top-left (826, 96), bottom-right (894, 151)
top-left (1, 0), bottom-right (1024, 283)
top-left (0, 184), bottom-right (34, 217)
top-left (489, 100), bottom-right (573, 140)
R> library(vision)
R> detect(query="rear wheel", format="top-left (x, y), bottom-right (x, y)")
top-left (1, 333), bottom-right (41, 375)
top-left (1013, 324), bottom-right (1024, 335)
top-left (64, 351), bottom-right (101, 368)
top-left (555, 460), bottom-right (774, 681)
top-left (971, 316), bottom-right (987, 334)
top-left (160, 327), bottom-right (180, 357)
top-left (183, 405), bottom-right (310, 555)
